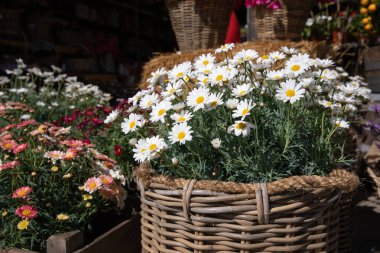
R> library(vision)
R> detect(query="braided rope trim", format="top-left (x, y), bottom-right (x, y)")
top-left (135, 163), bottom-right (359, 195)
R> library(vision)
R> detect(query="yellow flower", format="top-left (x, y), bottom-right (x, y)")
top-left (63, 173), bottom-right (72, 179)
top-left (78, 186), bottom-right (85, 191)
top-left (85, 202), bottom-right (91, 208)
top-left (2, 211), bottom-right (8, 217)
top-left (83, 194), bottom-right (93, 201)
top-left (51, 166), bottom-right (59, 172)
top-left (368, 3), bottom-right (377, 12)
top-left (17, 220), bottom-right (29, 230)
top-left (56, 214), bottom-right (70, 221)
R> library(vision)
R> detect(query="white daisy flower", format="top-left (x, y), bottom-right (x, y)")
top-left (207, 93), bottom-right (224, 109)
top-left (197, 75), bottom-right (210, 86)
top-left (316, 59), bottom-right (334, 68)
top-left (319, 69), bottom-right (338, 82)
top-left (169, 123), bottom-right (193, 145)
top-left (331, 118), bottom-right (349, 129)
top-left (195, 53), bottom-right (215, 71)
top-left (285, 54), bottom-right (311, 77)
top-left (170, 110), bottom-right (193, 124)
top-left (309, 84), bottom-right (322, 94)
top-left (144, 135), bottom-right (167, 159)
top-left (232, 99), bottom-right (255, 120)
top-left (128, 91), bottom-right (145, 106)
top-left (209, 66), bottom-right (230, 86)
top-left (104, 110), bottom-right (119, 124)
top-left (225, 98), bottom-right (239, 109)
top-left (317, 100), bottom-right (336, 109)
top-left (215, 43), bottom-right (235, 53)
top-left (275, 79), bottom-right (305, 104)
top-left (161, 82), bottom-right (182, 99)
top-left (186, 86), bottom-right (210, 111)
top-left (281, 46), bottom-right (299, 55)
top-left (150, 100), bottom-right (173, 123)
top-left (139, 93), bottom-right (159, 109)
top-left (132, 139), bottom-right (149, 163)
top-left (227, 120), bottom-right (255, 137)
top-left (232, 83), bottom-right (253, 97)
top-left (299, 77), bottom-right (314, 88)
top-left (266, 70), bottom-right (285, 81)
top-left (147, 68), bottom-right (167, 85)
top-left (269, 51), bottom-right (286, 61)
top-left (234, 49), bottom-right (259, 62)
top-left (257, 54), bottom-right (273, 64)
top-left (121, 113), bottom-right (145, 134)
top-left (168, 62), bottom-right (192, 81)
top-left (173, 102), bottom-right (185, 112)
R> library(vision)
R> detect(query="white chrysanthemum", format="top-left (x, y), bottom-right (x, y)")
top-left (20, 114), bottom-right (31, 120)
top-left (209, 66), bottom-right (230, 86)
top-left (139, 93), bottom-right (159, 109)
top-left (281, 46), bottom-right (299, 55)
top-left (36, 101), bottom-right (46, 107)
top-left (267, 70), bottom-right (285, 81)
top-left (285, 54), bottom-right (311, 76)
top-left (269, 51), bottom-right (286, 61)
top-left (150, 100), bottom-right (172, 123)
top-left (309, 84), bottom-right (322, 94)
top-left (332, 118), bottom-right (349, 129)
top-left (317, 100), bottom-right (341, 110)
top-left (186, 86), bottom-right (210, 111)
top-left (161, 82), bottom-right (182, 99)
top-left (168, 62), bottom-right (192, 81)
top-left (215, 43), bottom-right (235, 53)
top-left (234, 49), bottom-right (259, 62)
top-left (104, 110), bottom-right (119, 124)
top-left (211, 138), bottom-right (221, 149)
top-left (197, 75), bottom-right (210, 86)
top-left (344, 104), bottom-right (357, 113)
top-left (128, 91), bottom-right (145, 106)
top-left (320, 69), bottom-right (338, 82)
top-left (339, 83), bottom-right (359, 96)
top-left (132, 139), bottom-right (148, 163)
top-left (173, 102), bottom-right (185, 112)
top-left (232, 99), bottom-right (255, 120)
top-left (275, 79), bottom-right (305, 104)
top-left (227, 121), bottom-right (255, 137)
top-left (170, 110), bottom-right (193, 124)
top-left (299, 77), bottom-right (314, 88)
top-left (169, 123), bottom-right (193, 145)
top-left (232, 83), bottom-right (253, 97)
top-left (316, 59), bottom-right (334, 68)
top-left (333, 92), bottom-right (355, 104)
top-left (195, 53), bottom-right (215, 71)
top-left (225, 98), bottom-right (239, 109)
top-left (207, 93), bottom-right (224, 109)
top-left (257, 54), bottom-right (273, 64)
top-left (144, 136), bottom-right (167, 159)
top-left (121, 113), bottom-right (145, 134)
top-left (147, 68), bottom-right (167, 85)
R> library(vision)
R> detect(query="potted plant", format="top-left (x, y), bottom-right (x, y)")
top-left (120, 43), bottom-right (370, 252)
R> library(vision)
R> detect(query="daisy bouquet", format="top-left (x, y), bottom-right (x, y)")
top-left (122, 44), bottom-right (370, 183)
top-left (0, 118), bottom-right (126, 251)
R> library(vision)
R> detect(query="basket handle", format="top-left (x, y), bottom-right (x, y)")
top-left (182, 179), bottom-right (197, 223)
top-left (256, 183), bottom-right (270, 225)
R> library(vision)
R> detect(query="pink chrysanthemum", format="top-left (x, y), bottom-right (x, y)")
top-left (15, 205), bottom-right (38, 220)
top-left (44, 151), bottom-right (65, 162)
top-left (1, 133), bottom-right (13, 141)
top-left (12, 186), bottom-right (32, 199)
top-left (16, 119), bottom-right (36, 129)
top-left (63, 148), bottom-right (78, 160)
top-left (13, 143), bottom-right (29, 155)
top-left (60, 139), bottom-right (84, 148)
top-left (84, 177), bottom-right (102, 193)
top-left (99, 175), bottom-right (113, 186)
top-left (0, 140), bottom-right (18, 151)
top-left (0, 161), bottom-right (20, 171)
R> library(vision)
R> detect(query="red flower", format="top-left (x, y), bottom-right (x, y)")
top-left (15, 205), bottom-right (38, 220)
top-left (114, 145), bottom-right (122, 156)
top-left (0, 161), bottom-right (20, 171)
top-left (13, 143), bottom-right (29, 154)
top-left (91, 117), bottom-right (103, 125)
top-left (16, 119), bottom-right (36, 128)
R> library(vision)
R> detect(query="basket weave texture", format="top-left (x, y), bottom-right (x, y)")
top-left (251, 0), bottom-right (313, 41)
top-left (165, 0), bottom-right (235, 52)
top-left (136, 165), bottom-right (359, 253)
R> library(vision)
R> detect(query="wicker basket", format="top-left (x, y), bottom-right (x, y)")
top-left (165, 0), bottom-right (235, 52)
top-left (250, 0), bottom-right (313, 41)
top-left (367, 167), bottom-right (380, 197)
top-left (137, 165), bottom-right (359, 253)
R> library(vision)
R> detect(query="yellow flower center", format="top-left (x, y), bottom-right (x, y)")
top-left (274, 75), bottom-right (281, 80)
top-left (262, 55), bottom-right (269, 59)
top-left (169, 88), bottom-right (175, 94)
top-left (244, 56), bottom-right (250, 61)
top-left (202, 78), bottom-right (208, 84)
top-left (202, 60), bottom-right (209, 65)
top-left (242, 108), bottom-right (249, 115)
top-left (51, 153), bottom-right (60, 158)
top-left (22, 210), bottom-right (31, 216)
top-left (4, 143), bottom-right (13, 150)
top-left (18, 189), bottom-right (28, 197)
top-left (158, 109), bottom-right (166, 116)
top-left (184, 76), bottom-right (190, 82)
top-left (129, 121), bottom-right (136, 129)
top-left (149, 144), bottom-right (157, 151)
top-left (176, 72), bottom-right (184, 78)
top-left (216, 75), bottom-right (223, 82)
top-left (236, 123), bottom-right (247, 130)
top-left (17, 220), bottom-right (29, 230)
top-left (285, 89), bottom-right (296, 97)
top-left (291, 65), bottom-right (300, 71)
top-left (204, 69), bottom-right (210, 74)
top-left (326, 102), bottom-right (332, 106)
top-left (210, 101), bottom-right (217, 107)
top-left (177, 132), bottom-right (186, 140)
top-left (239, 90), bottom-right (247, 96)
top-left (51, 166), bottom-right (58, 172)
top-left (178, 117), bottom-right (186, 122)
top-left (196, 96), bottom-right (205, 104)
top-left (88, 181), bottom-right (97, 190)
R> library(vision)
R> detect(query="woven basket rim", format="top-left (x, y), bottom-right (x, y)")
top-left (135, 163), bottom-right (359, 195)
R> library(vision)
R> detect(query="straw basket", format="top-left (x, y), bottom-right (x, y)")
top-left (136, 165), bottom-right (359, 253)
top-left (164, 0), bottom-right (235, 52)
top-left (250, 0), bottom-right (313, 41)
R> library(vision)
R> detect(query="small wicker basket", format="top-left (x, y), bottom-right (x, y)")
top-left (250, 0), bottom-right (313, 41)
top-left (164, 0), bottom-right (235, 52)
top-left (136, 165), bottom-right (358, 253)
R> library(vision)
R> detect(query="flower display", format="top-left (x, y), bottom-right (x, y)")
top-left (122, 44), bottom-right (370, 182)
